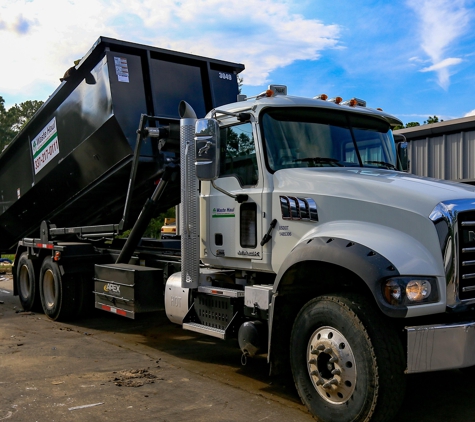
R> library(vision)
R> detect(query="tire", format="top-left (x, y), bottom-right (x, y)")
top-left (290, 294), bottom-right (406, 422)
top-left (39, 256), bottom-right (77, 321)
top-left (16, 252), bottom-right (41, 312)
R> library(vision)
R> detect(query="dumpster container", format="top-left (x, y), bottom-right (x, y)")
top-left (0, 37), bottom-right (244, 252)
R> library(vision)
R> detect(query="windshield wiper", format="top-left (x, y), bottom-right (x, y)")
top-left (364, 160), bottom-right (397, 170)
top-left (293, 157), bottom-right (344, 167)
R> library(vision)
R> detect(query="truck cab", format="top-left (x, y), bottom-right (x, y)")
top-left (200, 88), bottom-right (417, 280)
top-left (176, 86), bottom-right (475, 422)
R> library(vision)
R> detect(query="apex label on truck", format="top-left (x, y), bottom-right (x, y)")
top-left (32, 117), bottom-right (59, 175)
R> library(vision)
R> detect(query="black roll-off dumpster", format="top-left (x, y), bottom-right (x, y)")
top-left (0, 37), bottom-right (244, 252)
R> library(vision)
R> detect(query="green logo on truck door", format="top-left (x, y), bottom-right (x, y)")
top-left (212, 207), bottom-right (235, 218)
top-left (32, 117), bottom-right (59, 175)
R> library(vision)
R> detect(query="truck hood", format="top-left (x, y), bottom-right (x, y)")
top-left (273, 168), bottom-right (475, 217)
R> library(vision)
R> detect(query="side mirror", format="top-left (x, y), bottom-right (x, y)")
top-left (394, 134), bottom-right (408, 172)
top-left (195, 119), bottom-right (220, 180)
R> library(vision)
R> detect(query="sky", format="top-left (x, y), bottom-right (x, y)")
top-left (1, 0), bottom-right (475, 125)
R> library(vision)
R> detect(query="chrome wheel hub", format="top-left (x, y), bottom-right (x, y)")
top-left (43, 269), bottom-right (56, 310)
top-left (307, 326), bottom-right (357, 404)
top-left (19, 265), bottom-right (31, 299)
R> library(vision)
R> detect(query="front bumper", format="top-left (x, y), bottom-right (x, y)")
top-left (406, 321), bottom-right (475, 373)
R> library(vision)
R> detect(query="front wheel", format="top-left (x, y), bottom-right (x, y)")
top-left (290, 294), bottom-right (405, 422)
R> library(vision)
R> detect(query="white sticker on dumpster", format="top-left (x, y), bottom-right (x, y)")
top-left (114, 57), bottom-right (129, 83)
top-left (32, 117), bottom-right (59, 175)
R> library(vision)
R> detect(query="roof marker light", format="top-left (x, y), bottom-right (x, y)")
top-left (342, 98), bottom-right (367, 107)
top-left (256, 89), bottom-right (274, 99)
top-left (329, 96), bottom-right (343, 104)
top-left (314, 94), bottom-right (328, 101)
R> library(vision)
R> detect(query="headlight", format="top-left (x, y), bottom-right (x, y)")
top-left (406, 279), bottom-right (431, 301)
top-left (383, 277), bottom-right (438, 306)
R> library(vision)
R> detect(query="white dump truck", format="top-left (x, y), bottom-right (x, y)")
top-left (4, 38), bottom-right (475, 422)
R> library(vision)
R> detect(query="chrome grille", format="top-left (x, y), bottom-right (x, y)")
top-left (458, 212), bottom-right (475, 300)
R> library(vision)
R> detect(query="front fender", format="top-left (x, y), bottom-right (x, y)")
top-left (273, 235), bottom-right (404, 317)
top-left (299, 220), bottom-right (444, 277)
top-left (271, 221), bottom-right (446, 315)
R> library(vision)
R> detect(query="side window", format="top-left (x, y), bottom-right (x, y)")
top-left (220, 123), bottom-right (258, 186)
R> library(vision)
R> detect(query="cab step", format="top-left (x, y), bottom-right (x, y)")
top-left (182, 322), bottom-right (226, 339)
top-left (182, 290), bottom-right (243, 340)
top-left (198, 285), bottom-right (244, 298)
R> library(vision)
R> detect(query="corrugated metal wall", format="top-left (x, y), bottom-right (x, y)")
top-left (408, 130), bottom-right (475, 182)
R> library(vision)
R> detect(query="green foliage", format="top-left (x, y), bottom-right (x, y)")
top-left (226, 128), bottom-right (254, 156)
top-left (394, 116), bottom-right (442, 130)
top-left (238, 76), bottom-right (243, 94)
top-left (119, 207), bottom-right (176, 239)
top-left (145, 207), bottom-right (176, 239)
top-left (0, 95), bottom-right (44, 153)
top-left (424, 115), bottom-right (442, 125)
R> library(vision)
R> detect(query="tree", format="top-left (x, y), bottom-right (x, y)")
top-left (144, 207), bottom-right (175, 239)
top-left (0, 96), bottom-right (15, 151)
top-left (238, 75), bottom-right (243, 94)
top-left (393, 122), bottom-right (416, 130)
top-left (393, 116), bottom-right (442, 130)
top-left (8, 100), bottom-right (44, 131)
top-left (0, 96), bottom-right (44, 152)
top-left (424, 115), bottom-right (442, 125)
top-left (226, 128), bottom-right (254, 156)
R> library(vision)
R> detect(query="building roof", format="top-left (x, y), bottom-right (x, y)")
top-left (394, 114), bottom-right (475, 140)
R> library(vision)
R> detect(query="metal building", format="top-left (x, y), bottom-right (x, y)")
top-left (394, 115), bottom-right (475, 185)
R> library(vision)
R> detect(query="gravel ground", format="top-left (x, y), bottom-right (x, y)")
top-left (1, 267), bottom-right (475, 422)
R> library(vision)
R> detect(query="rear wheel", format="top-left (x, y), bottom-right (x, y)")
top-left (39, 256), bottom-right (77, 321)
top-left (16, 252), bottom-right (41, 312)
top-left (290, 294), bottom-right (406, 422)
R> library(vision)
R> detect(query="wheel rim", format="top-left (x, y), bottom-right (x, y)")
top-left (43, 269), bottom-right (57, 310)
top-left (19, 264), bottom-right (31, 299)
top-left (307, 326), bottom-right (357, 404)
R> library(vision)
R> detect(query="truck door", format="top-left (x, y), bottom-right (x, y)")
top-left (206, 122), bottom-right (264, 263)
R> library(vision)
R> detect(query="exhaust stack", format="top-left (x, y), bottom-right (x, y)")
top-left (179, 101), bottom-right (199, 289)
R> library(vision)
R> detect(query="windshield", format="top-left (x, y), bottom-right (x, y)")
top-left (261, 107), bottom-right (398, 171)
